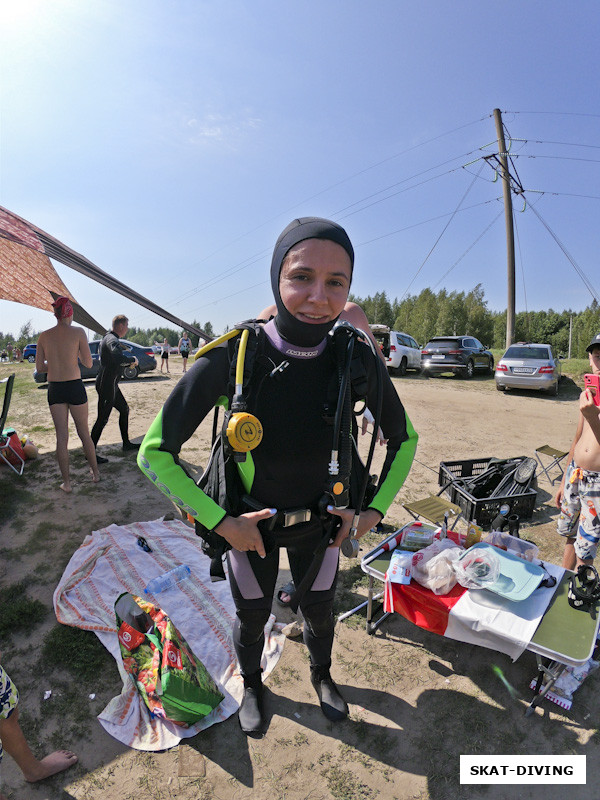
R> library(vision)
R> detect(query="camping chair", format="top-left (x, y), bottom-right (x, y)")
top-left (0, 375), bottom-right (24, 476)
top-left (403, 491), bottom-right (462, 528)
top-left (535, 444), bottom-right (568, 485)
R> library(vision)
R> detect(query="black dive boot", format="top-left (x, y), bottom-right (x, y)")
top-left (310, 663), bottom-right (348, 722)
top-left (238, 670), bottom-right (265, 735)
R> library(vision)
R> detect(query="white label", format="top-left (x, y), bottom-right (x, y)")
top-left (460, 755), bottom-right (585, 784)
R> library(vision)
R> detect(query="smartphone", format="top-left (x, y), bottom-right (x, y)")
top-left (584, 373), bottom-right (600, 407)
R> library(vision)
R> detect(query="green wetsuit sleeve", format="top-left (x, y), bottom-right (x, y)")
top-left (368, 411), bottom-right (418, 518)
top-left (137, 344), bottom-right (233, 530)
top-left (138, 409), bottom-right (227, 531)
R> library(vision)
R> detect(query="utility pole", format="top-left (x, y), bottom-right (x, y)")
top-left (493, 108), bottom-right (516, 348)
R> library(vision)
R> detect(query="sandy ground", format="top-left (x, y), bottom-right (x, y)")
top-left (1, 359), bottom-right (598, 800)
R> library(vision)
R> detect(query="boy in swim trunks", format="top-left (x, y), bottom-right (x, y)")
top-left (556, 333), bottom-right (600, 569)
top-left (0, 659), bottom-right (77, 797)
top-left (36, 297), bottom-right (100, 492)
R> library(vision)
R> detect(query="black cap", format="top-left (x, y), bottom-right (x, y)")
top-left (586, 333), bottom-right (600, 353)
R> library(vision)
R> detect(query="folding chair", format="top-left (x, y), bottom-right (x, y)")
top-left (0, 375), bottom-right (25, 476)
top-left (403, 492), bottom-right (462, 528)
top-left (535, 444), bottom-right (568, 485)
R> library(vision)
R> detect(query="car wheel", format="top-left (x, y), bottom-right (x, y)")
top-left (421, 369), bottom-right (430, 378)
top-left (465, 360), bottom-right (474, 379)
top-left (27, 355), bottom-right (35, 362)
top-left (496, 383), bottom-right (505, 392)
top-left (487, 357), bottom-right (494, 375)
top-left (548, 382), bottom-right (559, 397)
top-left (399, 357), bottom-right (407, 376)
top-left (122, 365), bottom-right (139, 380)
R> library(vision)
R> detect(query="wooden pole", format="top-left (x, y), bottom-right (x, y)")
top-left (493, 108), bottom-right (516, 347)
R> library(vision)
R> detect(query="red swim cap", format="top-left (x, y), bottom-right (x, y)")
top-left (52, 296), bottom-right (73, 319)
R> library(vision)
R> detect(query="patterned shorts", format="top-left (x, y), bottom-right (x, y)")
top-left (557, 461), bottom-right (600, 561)
top-left (0, 665), bottom-right (20, 764)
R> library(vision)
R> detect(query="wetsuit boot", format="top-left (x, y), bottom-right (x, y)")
top-left (310, 662), bottom-right (348, 722)
top-left (238, 669), bottom-right (265, 735)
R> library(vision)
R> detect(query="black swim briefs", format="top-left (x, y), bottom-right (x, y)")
top-left (47, 378), bottom-right (88, 407)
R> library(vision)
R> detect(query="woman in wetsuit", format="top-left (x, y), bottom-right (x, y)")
top-left (138, 217), bottom-right (417, 735)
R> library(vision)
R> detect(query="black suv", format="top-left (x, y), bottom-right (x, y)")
top-left (421, 335), bottom-right (494, 378)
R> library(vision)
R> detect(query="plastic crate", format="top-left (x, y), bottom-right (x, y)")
top-left (438, 457), bottom-right (537, 526)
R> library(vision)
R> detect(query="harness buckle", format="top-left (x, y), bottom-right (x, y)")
top-left (283, 508), bottom-right (312, 527)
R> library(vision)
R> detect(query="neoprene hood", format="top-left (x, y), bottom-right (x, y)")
top-left (270, 217), bottom-right (354, 347)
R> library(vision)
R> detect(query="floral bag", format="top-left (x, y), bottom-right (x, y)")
top-left (115, 593), bottom-right (224, 726)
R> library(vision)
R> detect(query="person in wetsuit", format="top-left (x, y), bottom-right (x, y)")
top-left (138, 217), bottom-right (418, 735)
top-left (91, 315), bottom-right (140, 462)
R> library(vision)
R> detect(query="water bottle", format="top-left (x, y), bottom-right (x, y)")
top-left (144, 565), bottom-right (191, 595)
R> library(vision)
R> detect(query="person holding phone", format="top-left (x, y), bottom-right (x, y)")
top-left (555, 333), bottom-right (600, 569)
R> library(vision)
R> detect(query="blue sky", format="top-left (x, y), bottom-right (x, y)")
top-left (1, 0), bottom-right (598, 338)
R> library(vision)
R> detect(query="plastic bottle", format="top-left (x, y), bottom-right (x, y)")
top-left (144, 565), bottom-right (191, 595)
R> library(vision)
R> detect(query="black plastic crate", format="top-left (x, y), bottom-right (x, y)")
top-left (438, 457), bottom-right (537, 526)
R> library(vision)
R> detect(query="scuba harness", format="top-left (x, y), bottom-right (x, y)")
top-left (192, 319), bottom-right (385, 602)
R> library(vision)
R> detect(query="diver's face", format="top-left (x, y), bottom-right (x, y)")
top-left (279, 238), bottom-right (351, 325)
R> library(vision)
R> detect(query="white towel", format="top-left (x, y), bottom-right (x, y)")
top-left (53, 518), bottom-right (285, 751)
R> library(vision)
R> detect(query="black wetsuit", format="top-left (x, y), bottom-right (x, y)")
top-left (139, 327), bottom-right (418, 675)
top-left (91, 331), bottom-right (136, 447)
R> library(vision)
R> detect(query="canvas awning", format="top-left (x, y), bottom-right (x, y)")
top-left (0, 205), bottom-right (212, 340)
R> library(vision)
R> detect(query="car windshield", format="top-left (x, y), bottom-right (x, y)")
top-left (504, 346), bottom-right (550, 360)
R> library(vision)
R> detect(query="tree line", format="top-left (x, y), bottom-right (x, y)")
top-left (3, 291), bottom-right (600, 359)
top-left (0, 320), bottom-right (216, 353)
top-left (350, 286), bottom-right (600, 358)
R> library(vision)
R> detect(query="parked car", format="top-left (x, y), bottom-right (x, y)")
top-left (421, 335), bottom-right (494, 378)
top-left (495, 342), bottom-right (561, 396)
top-left (23, 343), bottom-right (37, 362)
top-left (34, 339), bottom-right (156, 383)
top-left (370, 325), bottom-right (421, 375)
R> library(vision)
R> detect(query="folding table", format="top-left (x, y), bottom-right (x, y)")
top-left (346, 524), bottom-right (600, 715)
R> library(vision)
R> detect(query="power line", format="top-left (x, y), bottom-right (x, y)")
top-left (397, 166), bottom-right (483, 302)
top-left (432, 209), bottom-right (503, 290)
top-left (527, 202), bottom-right (600, 302)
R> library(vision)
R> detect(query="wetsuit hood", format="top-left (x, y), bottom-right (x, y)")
top-left (270, 217), bottom-right (354, 347)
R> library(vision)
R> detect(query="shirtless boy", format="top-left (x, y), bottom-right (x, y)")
top-left (36, 297), bottom-right (99, 492)
top-left (555, 333), bottom-right (600, 569)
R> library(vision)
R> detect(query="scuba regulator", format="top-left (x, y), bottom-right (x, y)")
top-left (224, 329), bottom-right (263, 460)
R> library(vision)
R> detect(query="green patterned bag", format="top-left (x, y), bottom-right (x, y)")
top-left (115, 593), bottom-right (224, 726)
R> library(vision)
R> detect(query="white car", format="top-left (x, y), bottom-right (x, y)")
top-left (370, 325), bottom-right (421, 375)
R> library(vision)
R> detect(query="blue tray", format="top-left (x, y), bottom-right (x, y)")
top-left (457, 542), bottom-right (544, 602)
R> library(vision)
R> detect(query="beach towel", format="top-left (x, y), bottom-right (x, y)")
top-left (53, 518), bottom-right (285, 750)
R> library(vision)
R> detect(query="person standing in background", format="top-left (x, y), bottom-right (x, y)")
top-left (90, 315), bottom-right (139, 462)
top-left (35, 296), bottom-right (99, 492)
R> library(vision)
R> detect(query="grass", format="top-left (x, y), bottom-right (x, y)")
top-left (0, 582), bottom-right (48, 639)
top-left (0, 478), bottom-right (35, 521)
top-left (40, 623), bottom-right (116, 683)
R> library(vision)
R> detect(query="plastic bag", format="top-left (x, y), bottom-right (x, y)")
top-left (412, 539), bottom-right (463, 595)
top-left (481, 530), bottom-right (539, 562)
top-left (454, 547), bottom-right (500, 589)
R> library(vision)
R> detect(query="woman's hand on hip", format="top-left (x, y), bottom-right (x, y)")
top-left (214, 508), bottom-right (276, 558)
top-left (326, 506), bottom-right (382, 549)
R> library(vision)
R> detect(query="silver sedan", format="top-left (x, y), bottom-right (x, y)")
top-left (495, 343), bottom-right (561, 395)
